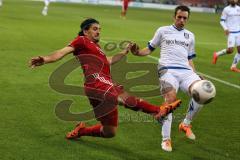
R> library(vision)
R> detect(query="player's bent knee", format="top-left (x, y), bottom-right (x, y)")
top-left (104, 131), bottom-right (116, 138)
top-left (163, 90), bottom-right (177, 103)
top-left (166, 97), bottom-right (177, 104)
top-left (102, 126), bottom-right (117, 138)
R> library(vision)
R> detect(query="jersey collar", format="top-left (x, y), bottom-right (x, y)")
top-left (172, 25), bottom-right (184, 31)
top-left (229, 4), bottom-right (237, 8)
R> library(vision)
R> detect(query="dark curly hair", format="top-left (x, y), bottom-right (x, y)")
top-left (78, 18), bottom-right (99, 36)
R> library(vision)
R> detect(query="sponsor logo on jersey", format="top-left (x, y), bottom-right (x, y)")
top-left (165, 39), bottom-right (189, 48)
top-left (164, 31), bottom-right (175, 34)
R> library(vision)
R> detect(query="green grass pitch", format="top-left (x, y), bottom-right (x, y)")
top-left (0, 0), bottom-right (240, 159)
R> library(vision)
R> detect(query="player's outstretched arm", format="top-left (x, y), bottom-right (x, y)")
top-left (188, 59), bottom-right (196, 72)
top-left (107, 42), bottom-right (132, 65)
top-left (224, 30), bottom-right (229, 36)
top-left (29, 46), bottom-right (74, 68)
top-left (130, 43), bottom-right (152, 56)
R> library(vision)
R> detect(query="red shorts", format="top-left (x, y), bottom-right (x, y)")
top-left (123, 0), bottom-right (130, 10)
top-left (88, 98), bottom-right (118, 126)
top-left (84, 76), bottom-right (124, 126)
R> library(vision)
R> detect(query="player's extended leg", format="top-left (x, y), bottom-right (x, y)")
top-left (117, 91), bottom-right (181, 119)
top-left (156, 71), bottom-right (180, 152)
top-left (230, 45), bottom-right (240, 72)
top-left (212, 47), bottom-right (234, 64)
top-left (179, 98), bottom-right (203, 140)
top-left (160, 89), bottom-right (177, 152)
top-left (0, 0), bottom-right (2, 7)
top-left (66, 85), bottom-right (181, 139)
top-left (213, 34), bottom-right (235, 64)
top-left (179, 79), bottom-right (203, 140)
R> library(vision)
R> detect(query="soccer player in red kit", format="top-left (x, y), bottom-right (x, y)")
top-left (29, 18), bottom-right (181, 139)
top-left (121, 0), bottom-right (130, 19)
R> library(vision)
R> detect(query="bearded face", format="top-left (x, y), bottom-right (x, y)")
top-left (229, 0), bottom-right (238, 6)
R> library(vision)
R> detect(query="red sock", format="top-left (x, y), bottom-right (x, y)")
top-left (124, 96), bottom-right (160, 114)
top-left (79, 124), bottom-right (103, 137)
top-left (136, 100), bottom-right (160, 114)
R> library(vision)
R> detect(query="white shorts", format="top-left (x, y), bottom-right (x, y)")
top-left (159, 69), bottom-right (201, 94)
top-left (227, 32), bottom-right (240, 48)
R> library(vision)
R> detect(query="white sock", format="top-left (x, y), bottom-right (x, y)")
top-left (44, 6), bottom-right (48, 11)
top-left (216, 49), bottom-right (227, 57)
top-left (42, 6), bottom-right (48, 15)
top-left (183, 98), bottom-right (203, 125)
top-left (161, 113), bottom-right (172, 141)
top-left (231, 53), bottom-right (240, 68)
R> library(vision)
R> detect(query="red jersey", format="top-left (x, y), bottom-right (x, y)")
top-left (69, 36), bottom-right (111, 79)
top-left (69, 35), bottom-right (123, 100)
top-left (69, 36), bottom-right (123, 126)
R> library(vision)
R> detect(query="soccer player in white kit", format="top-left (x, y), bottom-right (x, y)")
top-left (130, 5), bottom-right (203, 152)
top-left (42, 0), bottom-right (50, 16)
top-left (212, 0), bottom-right (240, 72)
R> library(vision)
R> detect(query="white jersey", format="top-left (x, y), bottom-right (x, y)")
top-left (220, 5), bottom-right (240, 32)
top-left (44, 0), bottom-right (50, 6)
top-left (149, 25), bottom-right (196, 70)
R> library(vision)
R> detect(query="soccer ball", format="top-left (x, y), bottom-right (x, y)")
top-left (190, 80), bottom-right (216, 104)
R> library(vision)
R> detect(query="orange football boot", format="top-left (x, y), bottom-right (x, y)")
top-left (212, 52), bottom-right (218, 64)
top-left (230, 66), bottom-right (240, 73)
top-left (179, 122), bottom-right (196, 140)
top-left (155, 99), bottom-right (181, 120)
top-left (66, 122), bottom-right (85, 139)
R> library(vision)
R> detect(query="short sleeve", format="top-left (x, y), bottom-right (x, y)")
top-left (220, 8), bottom-right (227, 21)
top-left (68, 36), bottom-right (85, 52)
top-left (148, 28), bottom-right (162, 51)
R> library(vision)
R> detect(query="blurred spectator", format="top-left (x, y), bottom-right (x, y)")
top-left (121, 0), bottom-right (131, 19)
top-left (136, 0), bottom-right (226, 8)
top-left (42, 0), bottom-right (50, 16)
